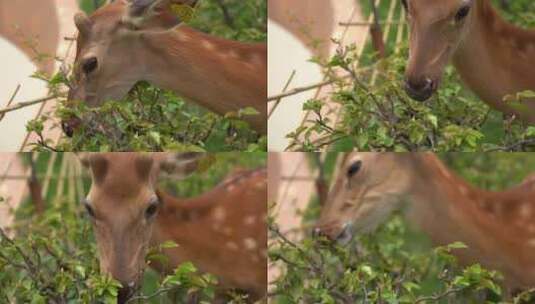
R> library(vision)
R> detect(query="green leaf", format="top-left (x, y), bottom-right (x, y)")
top-left (160, 240), bottom-right (179, 249)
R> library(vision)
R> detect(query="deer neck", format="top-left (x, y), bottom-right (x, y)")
top-left (406, 155), bottom-right (535, 287)
top-left (153, 190), bottom-right (218, 248)
top-left (139, 26), bottom-right (267, 133)
top-left (404, 155), bottom-right (497, 261)
top-left (452, 0), bottom-right (535, 121)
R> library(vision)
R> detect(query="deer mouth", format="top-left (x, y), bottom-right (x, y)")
top-left (404, 78), bottom-right (437, 102)
top-left (314, 222), bottom-right (354, 245)
top-left (61, 116), bottom-right (82, 137)
top-left (117, 282), bottom-right (138, 304)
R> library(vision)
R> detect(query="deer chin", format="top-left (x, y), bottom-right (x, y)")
top-left (351, 195), bottom-right (402, 234)
top-left (335, 222), bottom-right (354, 245)
top-left (117, 282), bottom-right (137, 304)
top-left (404, 77), bottom-right (439, 102)
top-left (61, 116), bottom-right (83, 137)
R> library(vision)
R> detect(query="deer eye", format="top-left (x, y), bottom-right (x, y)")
top-left (145, 197), bottom-right (160, 219)
top-left (341, 202), bottom-right (354, 211)
top-left (455, 5), bottom-right (470, 22)
top-left (83, 199), bottom-right (96, 218)
top-left (347, 161), bottom-right (362, 178)
top-left (82, 57), bottom-right (98, 74)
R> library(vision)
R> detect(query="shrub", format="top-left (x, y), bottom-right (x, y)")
top-left (286, 0), bottom-right (535, 152)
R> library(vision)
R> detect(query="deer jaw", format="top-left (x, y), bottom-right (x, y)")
top-left (403, 0), bottom-right (476, 101)
top-left (315, 153), bottom-right (414, 242)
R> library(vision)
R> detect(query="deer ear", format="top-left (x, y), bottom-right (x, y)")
top-left (74, 12), bottom-right (93, 36)
top-left (77, 153), bottom-right (108, 185)
top-left (159, 153), bottom-right (206, 179)
top-left (76, 153), bottom-right (91, 168)
top-left (124, 0), bottom-right (196, 31)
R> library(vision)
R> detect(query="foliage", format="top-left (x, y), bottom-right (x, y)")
top-left (287, 0), bottom-right (535, 152)
top-left (269, 153), bottom-right (535, 303)
top-left (28, 0), bottom-right (267, 152)
top-left (441, 153), bottom-right (535, 190)
top-left (0, 152), bottom-right (266, 303)
top-left (0, 198), bottom-right (120, 303)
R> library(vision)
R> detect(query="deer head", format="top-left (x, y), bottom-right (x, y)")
top-left (79, 152), bottom-right (202, 302)
top-left (402, 0), bottom-right (475, 101)
top-left (62, 0), bottom-right (199, 136)
top-left (314, 153), bottom-right (415, 244)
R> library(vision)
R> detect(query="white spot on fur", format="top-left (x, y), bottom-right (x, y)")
top-left (527, 238), bottom-right (535, 247)
top-left (212, 223), bottom-right (221, 231)
top-left (226, 241), bottom-right (239, 251)
top-left (243, 238), bottom-right (257, 250)
top-left (202, 40), bottom-right (216, 51)
top-left (244, 215), bottom-right (256, 226)
top-left (228, 50), bottom-right (240, 59)
top-left (176, 32), bottom-right (190, 42)
top-left (519, 204), bottom-right (532, 219)
top-left (458, 185), bottom-right (468, 196)
top-left (212, 207), bottom-right (226, 222)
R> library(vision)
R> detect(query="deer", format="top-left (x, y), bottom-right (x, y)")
top-left (0, 0), bottom-right (60, 75)
top-left (268, 0), bottom-right (336, 59)
top-left (314, 152), bottom-right (535, 295)
top-left (402, 0), bottom-right (535, 124)
top-left (79, 152), bottom-right (267, 303)
top-left (62, 0), bottom-right (267, 137)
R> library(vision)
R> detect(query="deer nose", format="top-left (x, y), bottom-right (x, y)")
top-left (312, 227), bottom-right (323, 238)
top-left (313, 223), bottom-right (353, 244)
top-left (61, 116), bottom-right (82, 137)
top-left (404, 77), bottom-right (435, 101)
top-left (117, 282), bottom-right (136, 304)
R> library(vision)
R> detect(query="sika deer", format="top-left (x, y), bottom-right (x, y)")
top-left (315, 153), bottom-right (535, 293)
top-left (62, 0), bottom-right (267, 136)
top-left (403, 0), bottom-right (535, 123)
top-left (79, 152), bottom-right (267, 303)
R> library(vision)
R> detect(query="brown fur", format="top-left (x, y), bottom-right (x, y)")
top-left (317, 153), bottom-right (535, 292)
top-left (154, 169), bottom-right (268, 300)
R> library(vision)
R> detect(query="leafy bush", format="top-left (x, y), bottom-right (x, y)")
top-left (286, 0), bottom-right (535, 152)
top-left (27, 0), bottom-right (267, 152)
top-left (0, 152), bottom-right (266, 303)
top-left (268, 153), bottom-right (535, 303)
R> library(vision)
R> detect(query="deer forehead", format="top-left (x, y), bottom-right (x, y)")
top-left (86, 154), bottom-right (160, 193)
top-left (409, 0), bottom-right (472, 21)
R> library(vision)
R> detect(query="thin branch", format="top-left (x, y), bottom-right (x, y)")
top-left (414, 287), bottom-right (464, 303)
top-left (268, 70), bottom-right (296, 118)
top-left (0, 84), bottom-right (21, 121)
top-left (125, 287), bottom-right (176, 303)
top-left (0, 95), bottom-right (58, 115)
